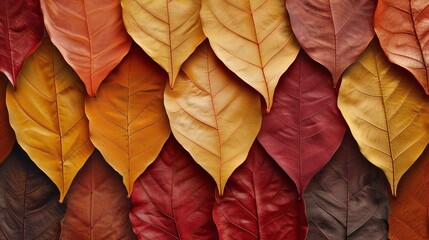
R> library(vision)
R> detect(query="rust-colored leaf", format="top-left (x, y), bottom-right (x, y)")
top-left (164, 41), bottom-right (262, 195)
top-left (85, 44), bottom-right (170, 196)
top-left (0, 74), bottom-right (14, 164)
top-left (40, 0), bottom-right (132, 96)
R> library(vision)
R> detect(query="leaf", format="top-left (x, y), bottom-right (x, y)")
top-left (129, 136), bottom-right (218, 239)
top-left (286, 0), bottom-right (376, 84)
top-left (388, 145), bottom-right (429, 240)
top-left (40, 0), bottom-right (132, 96)
top-left (122, 0), bottom-right (206, 87)
top-left (257, 51), bottom-right (346, 196)
top-left (61, 150), bottom-right (137, 240)
top-left (6, 36), bottom-right (94, 202)
top-left (164, 41), bottom-right (262, 195)
top-left (200, 0), bottom-right (299, 111)
top-left (0, 145), bottom-right (65, 239)
top-left (374, 0), bottom-right (429, 94)
top-left (0, 0), bottom-right (44, 86)
top-left (213, 140), bottom-right (308, 240)
top-left (0, 75), bottom-right (14, 164)
top-left (85, 44), bottom-right (170, 195)
top-left (338, 39), bottom-right (429, 196)
top-left (304, 131), bottom-right (390, 239)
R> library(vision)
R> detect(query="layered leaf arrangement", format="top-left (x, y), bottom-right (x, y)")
top-left (1, 0), bottom-right (429, 238)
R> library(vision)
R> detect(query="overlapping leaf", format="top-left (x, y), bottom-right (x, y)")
top-left (213, 141), bottom-right (308, 240)
top-left (122, 0), bottom-right (205, 87)
top-left (129, 137), bottom-right (218, 239)
top-left (61, 150), bottom-right (137, 240)
top-left (40, 0), bottom-right (131, 96)
top-left (338, 40), bottom-right (429, 195)
top-left (200, 0), bottom-right (299, 110)
top-left (6, 36), bottom-right (94, 202)
top-left (164, 42), bottom-right (262, 195)
top-left (258, 51), bottom-right (346, 196)
top-left (304, 131), bottom-right (390, 239)
top-left (0, 145), bottom-right (65, 239)
top-left (85, 44), bottom-right (170, 195)
top-left (286, 0), bottom-right (376, 84)
top-left (375, 0), bottom-right (429, 94)
top-left (389, 146), bottom-right (429, 240)
top-left (0, 74), bottom-right (14, 164)
top-left (0, 0), bottom-right (44, 86)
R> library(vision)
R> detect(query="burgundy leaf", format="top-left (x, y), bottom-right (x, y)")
top-left (213, 141), bottom-right (308, 240)
top-left (129, 136), bottom-right (218, 239)
top-left (257, 51), bottom-right (346, 196)
top-left (0, 74), bottom-right (14, 164)
top-left (61, 150), bottom-right (137, 240)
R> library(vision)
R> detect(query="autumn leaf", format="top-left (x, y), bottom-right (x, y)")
top-left (122, 0), bottom-right (206, 87)
top-left (129, 137), bottom-right (218, 239)
top-left (213, 141), bottom-right (308, 240)
top-left (200, 0), bottom-right (299, 111)
top-left (258, 51), bottom-right (346, 196)
top-left (85, 44), bottom-right (170, 195)
top-left (304, 131), bottom-right (390, 239)
top-left (61, 150), bottom-right (137, 240)
top-left (0, 0), bottom-right (44, 86)
top-left (6, 36), bottom-right (94, 202)
top-left (286, 0), bottom-right (376, 84)
top-left (164, 41), bottom-right (262, 195)
top-left (375, 0), bottom-right (429, 94)
top-left (40, 0), bottom-right (132, 96)
top-left (338, 39), bottom-right (429, 195)
top-left (0, 145), bottom-right (65, 239)
top-left (0, 74), bottom-right (14, 164)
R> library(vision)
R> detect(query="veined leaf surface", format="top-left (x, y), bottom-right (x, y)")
top-left (0, 75), bottom-right (14, 164)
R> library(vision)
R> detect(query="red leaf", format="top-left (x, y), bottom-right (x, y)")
top-left (213, 141), bottom-right (308, 240)
top-left (0, 74), bottom-right (14, 164)
top-left (61, 150), bottom-right (137, 240)
top-left (129, 137), bottom-right (218, 239)
top-left (0, 0), bottom-right (44, 86)
top-left (257, 51), bottom-right (346, 196)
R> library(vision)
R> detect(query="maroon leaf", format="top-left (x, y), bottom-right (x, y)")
top-left (257, 51), bottom-right (346, 196)
top-left (129, 136), bottom-right (218, 239)
top-left (304, 131), bottom-right (390, 239)
top-left (61, 150), bottom-right (137, 240)
top-left (0, 74), bottom-right (14, 164)
top-left (213, 141), bottom-right (308, 240)
top-left (0, 0), bottom-right (44, 86)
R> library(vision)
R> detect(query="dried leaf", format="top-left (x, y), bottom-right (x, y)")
top-left (0, 145), bottom-right (65, 239)
top-left (85, 44), bottom-right (170, 195)
top-left (338, 39), bottom-right (429, 195)
top-left (61, 150), bottom-right (137, 240)
top-left (375, 0), bottom-right (429, 94)
top-left (164, 42), bottom-right (262, 195)
top-left (6, 36), bottom-right (94, 202)
top-left (286, 0), bottom-right (376, 84)
top-left (130, 137), bottom-right (218, 239)
top-left (40, 0), bottom-right (132, 96)
top-left (304, 131), bottom-right (390, 239)
top-left (258, 51), bottom-right (346, 196)
top-left (200, 0), bottom-right (299, 110)
top-left (213, 141), bottom-right (308, 240)
top-left (0, 75), bottom-right (14, 164)
top-left (0, 0), bottom-right (44, 86)
top-left (122, 0), bottom-right (206, 87)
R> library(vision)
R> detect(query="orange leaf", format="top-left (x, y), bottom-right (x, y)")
top-left (0, 75), bottom-right (15, 164)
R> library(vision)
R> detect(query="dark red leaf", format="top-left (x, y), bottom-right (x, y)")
top-left (129, 136), bottom-right (218, 239)
top-left (257, 51), bottom-right (346, 196)
top-left (0, 74), bottom-right (14, 164)
top-left (213, 141), bottom-right (308, 240)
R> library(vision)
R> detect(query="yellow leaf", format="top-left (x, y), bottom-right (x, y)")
top-left (85, 45), bottom-right (171, 195)
top-left (122, 0), bottom-right (206, 87)
top-left (6, 37), bottom-right (94, 202)
top-left (164, 42), bottom-right (262, 195)
top-left (200, 0), bottom-right (299, 111)
top-left (338, 40), bottom-right (429, 196)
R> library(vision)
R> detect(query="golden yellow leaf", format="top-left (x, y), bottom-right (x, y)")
top-left (85, 45), bottom-right (171, 195)
top-left (338, 40), bottom-right (429, 196)
top-left (122, 0), bottom-right (206, 87)
top-left (164, 42), bottom-right (262, 195)
top-left (200, 0), bottom-right (299, 111)
top-left (6, 37), bottom-right (94, 202)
